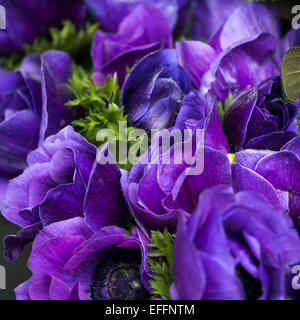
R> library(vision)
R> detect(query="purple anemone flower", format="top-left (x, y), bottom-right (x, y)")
top-left (0, 0), bottom-right (86, 54)
top-left (232, 137), bottom-right (300, 230)
top-left (121, 49), bottom-right (192, 131)
top-left (223, 77), bottom-right (299, 151)
top-left (2, 126), bottom-right (129, 261)
top-left (0, 51), bottom-right (74, 209)
top-left (171, 186), bottom-right (300, 300)
top-left (176, 2), bottom-right (281, 102)
top-left (15, 217), bottom-right (151, 300)
top-left (85, 0), bottom-right (178, 32)
top-left (121, 92), bottom-right (231, 231)
top-left (91, 3), bottom-right (172, 86)
top-left (207, 2), bottom-right (280, 53)
top-left (175, 0), bottom-right (244, 40)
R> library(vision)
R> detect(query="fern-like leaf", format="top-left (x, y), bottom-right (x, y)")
top-left (66, 66), bottom-right (140, 169)
top-left (147, 229), bottom-right (175, 300)
top-left (24, 20), bottom-right (99, 61)
top-left (0, 21), bottom-right (98, 70)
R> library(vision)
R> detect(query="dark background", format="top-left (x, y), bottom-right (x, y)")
top-left (274, 0), bottom-right (300, 34)
top-left (0, 0), bottom-right (299, 301)
top-left (0, 215), bottom-right (31, 300)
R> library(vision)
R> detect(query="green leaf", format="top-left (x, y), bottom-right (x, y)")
top-left (0, 53), bottom-right (23, 71)
top-left (24, 20), bottom-right (99, 61)
top-left (0, 20), bottom-right (99, 71)
top-left (66, 67), bottom-right (141, 169)
top-left (147, 229), bottom-right (175, 300)
top-left (281, 46), bottom-right (300, 103)
top-left (67, 65), bottom-right (121, 107)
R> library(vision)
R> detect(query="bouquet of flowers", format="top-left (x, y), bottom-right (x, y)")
top-left (1, 0), bottom-right (300, 301)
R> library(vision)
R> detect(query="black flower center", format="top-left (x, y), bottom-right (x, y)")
top-left (91, 254), bottom-right (149, 300)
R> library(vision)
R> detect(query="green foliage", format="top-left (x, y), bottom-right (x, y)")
top-left (147, 229), bottom-right (175, 300)
top-left (281, 46), bottom-right (300, 103)
top-left (66, 66), bottom-right (140, 169)
top-left (0, 21), bottom-right (98, 70)
top-left (0, 53), bottom-right (22, 71)
top-left (24, 20), bottom-right (99, 60)
top-left (67, 65), bottom-right (121, 109)
top-left (67, 66), bottom-right (122, 143)
top-left (281, 47), bottom-right (300, 136)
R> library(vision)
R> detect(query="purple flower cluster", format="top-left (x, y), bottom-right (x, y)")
top-left (0, 51), bottom-right (74, 209)
top-left (1, 0), bottom-right (300, 301)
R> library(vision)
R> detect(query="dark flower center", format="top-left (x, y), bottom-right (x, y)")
top-left (91, 254), bottom-right (149, 300)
